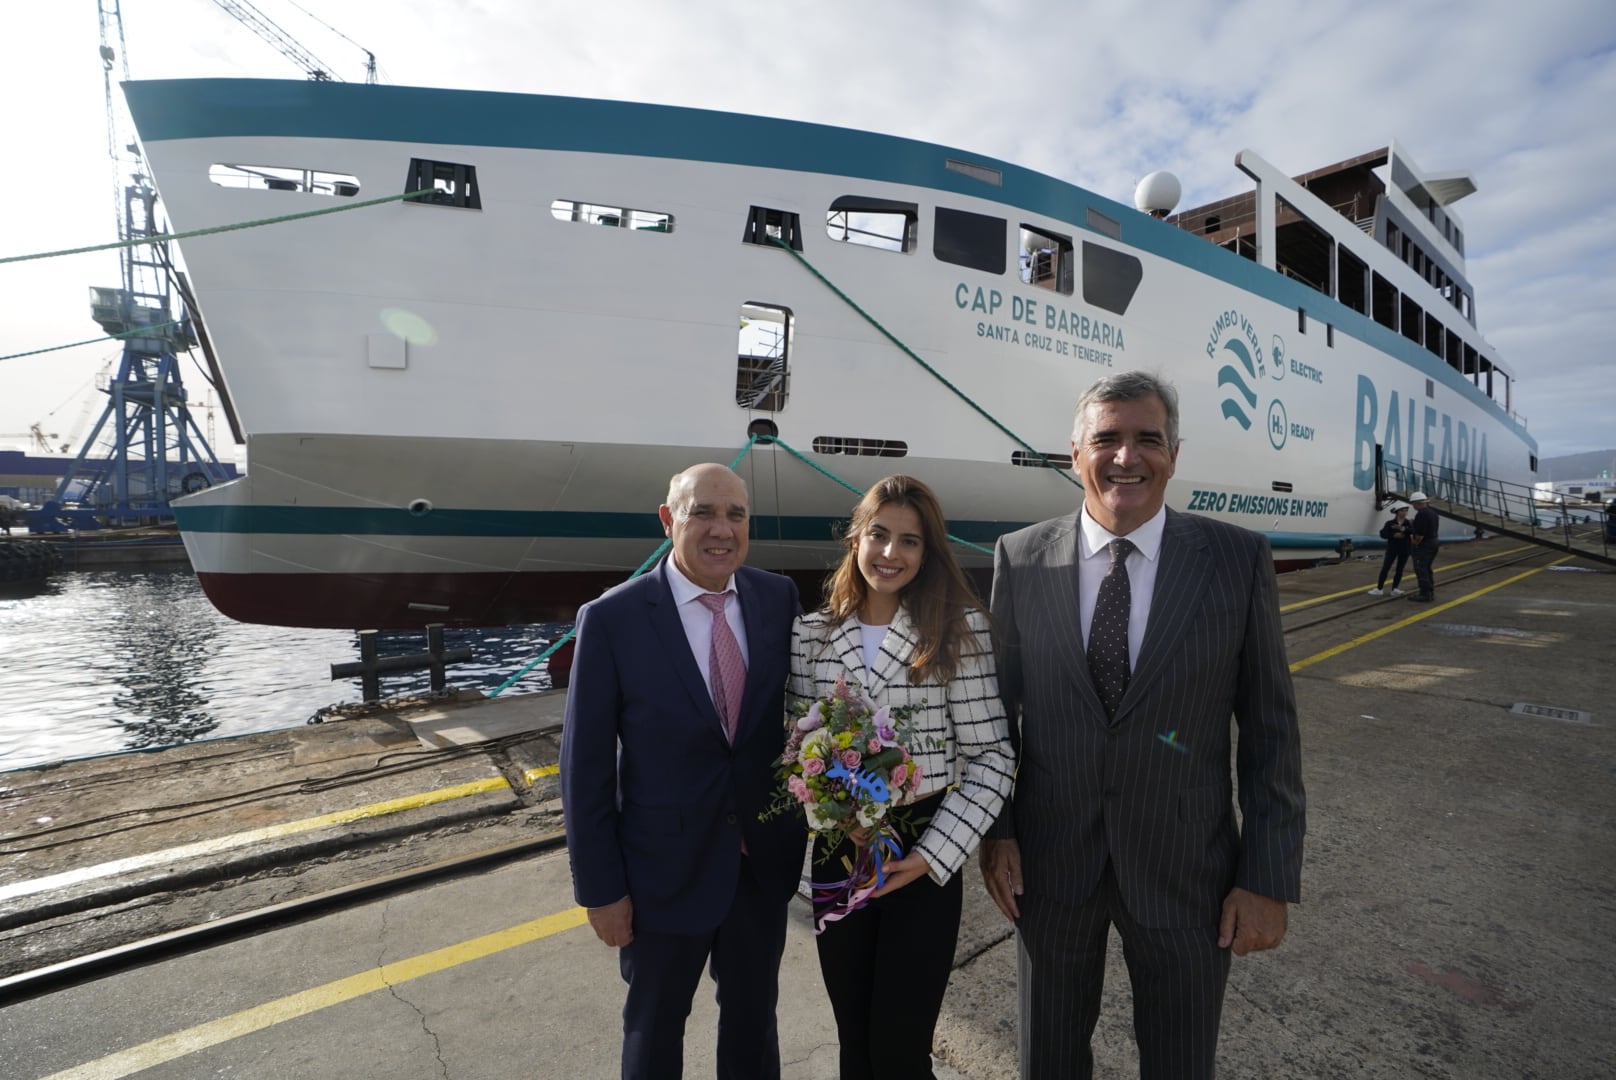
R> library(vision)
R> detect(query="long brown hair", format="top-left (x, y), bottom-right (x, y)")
top-left (821, 474), bottom-right (986, 685)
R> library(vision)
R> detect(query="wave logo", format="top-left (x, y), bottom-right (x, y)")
top-left (1204, 310), bottom-right (1285, 450)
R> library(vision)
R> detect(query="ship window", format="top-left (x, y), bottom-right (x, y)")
top-left (1371, 272), bottom-right (1398, 331)
top-left (1204, 215), bottom-right (1221, 234)
top-left (944, 159), bottom-right (1002, 187)
top-left (404, 159), bottom-right (480, 209)
top-left (1426, 378), bottom-right (1435, 398)
top-left (1327, 324), bottom-right (1335, 348)
top-left (736, 302), bottom-right (792, 412)
top-left (1445, 329), bottom-right (1462, 370)
top-left (1019, 225), bottom-right (1074, 294)
top-left (209, 163), bottom-right (360, 196)
top-left (742, 206), bottom-right (803, 250)
top-left (1424, 312), bottom-right (1443, 358)
top-left (1337, 248), bottom-right (1368, 315)
top-left (1298, 308), bottom-right (1307, 334)
top-left (1529, 454), bottom-right (1538, 472)
top-left (551, 200), bottom-right (673, 232)
top-left (812, 436), bottom-right (908, 458)
top-left (1085, 208), bottom-right (1121, 240)
top-left (934, 208), bottom-right (1006, 274)
top-left (1010, 450), bottom-right (1074, 470)
top-left (1081, 241), bottom-right (1143, 316)
top-left (826, 197), bottom-right (916, 253)
top-left (1401, 296), bottom-right (1423, 345)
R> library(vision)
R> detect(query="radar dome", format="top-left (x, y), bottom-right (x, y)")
top-left (1134, 170), bottom-right (1182, 216)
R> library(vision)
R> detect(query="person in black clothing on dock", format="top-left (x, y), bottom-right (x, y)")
top-left (1407, 492), bottom-right (1440, 602)
top-left (1367, 502), bottom-right (1412, 597)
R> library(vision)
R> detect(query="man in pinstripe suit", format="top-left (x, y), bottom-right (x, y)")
top-left (981, 371), bottom-right (1305, 1079)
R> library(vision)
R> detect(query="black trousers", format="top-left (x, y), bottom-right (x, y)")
top-left (1412, 542), bottom-right (1439, 597)
top-left (1377, 546), bottom-right (1409, 589)
top-left (1017, 861), bottom-right (1231, 1080)
top-left (617, 860), bottom-right (789, 1080)
top-left (812, 794), bottom-right (961, 1080)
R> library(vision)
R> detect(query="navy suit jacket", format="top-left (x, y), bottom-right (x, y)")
top-left (560, 559), bottom-right (804, 935)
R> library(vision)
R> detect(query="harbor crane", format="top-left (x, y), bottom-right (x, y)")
top-left (210, 0), bottom-right (378, 83)
top-left (30, 1), bottom-right (231, 532)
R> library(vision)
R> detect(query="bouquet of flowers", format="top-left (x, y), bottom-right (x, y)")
top-left (761, 674), bottom-right (927, 931)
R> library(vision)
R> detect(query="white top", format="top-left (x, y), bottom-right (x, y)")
top-left (1078, 504), bottom-right (1167, 672)
top-left (857, 620), bottom-right (889, 676)
top-left (664, 559), bottom-right (749, 694)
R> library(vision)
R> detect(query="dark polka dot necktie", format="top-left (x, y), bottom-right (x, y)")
top-left (1087, 538), bottom-right (1135, 718)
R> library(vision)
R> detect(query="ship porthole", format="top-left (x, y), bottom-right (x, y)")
top-left (408, 499), bottom-right (434, 517)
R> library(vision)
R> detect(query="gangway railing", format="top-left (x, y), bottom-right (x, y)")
top-left (1381, 457), bottom-right (1616, 566)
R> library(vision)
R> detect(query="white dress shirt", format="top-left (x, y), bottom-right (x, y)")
top-left (665, 559), bottom-right (750, 695)
top-left (1078, 504), bottom-right (1167, 672)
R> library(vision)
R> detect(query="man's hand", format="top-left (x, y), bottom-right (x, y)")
top-left (869, 851), bottom-right (931, 898)
top-left (587, 895), bottom-right (634, 948)
top-left (979, 837), bottom-right (1023, 922)
top-left (1218, 887), bottom-right (1287, 955)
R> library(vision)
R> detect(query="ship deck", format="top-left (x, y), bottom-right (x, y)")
top-left (2, 534), bottom-right (1611, 1078)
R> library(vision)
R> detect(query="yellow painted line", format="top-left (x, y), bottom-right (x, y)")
top-left (1279, 544), bottom-right (1535, 614)
top-left (523, 763), bottom-right (560, 786)
top-left (1288, 557), bottom-right (1573, 673)
top-left (0, 777), bottom-right (512, 904)
top-left (39, 905), bottom-right (590, 1080)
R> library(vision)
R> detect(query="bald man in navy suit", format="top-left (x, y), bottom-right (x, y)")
top-left (982, 372), bottom-right (1306, 1079)
top-left (561, 463), bottom-right (804, 1080)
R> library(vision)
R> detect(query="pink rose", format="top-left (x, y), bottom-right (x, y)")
top-left (787, 775), bottom-right (811, 803)
top-left (839, 749), bottom-right (861, 770)
top-left (803, 756), bottom-right (825, 777)
top-left (906, 762), bottom-right (923, 791)
top-left (890, 763), bottom-right (909, 789)
top-left (866, 737), bottom-right (882, 754)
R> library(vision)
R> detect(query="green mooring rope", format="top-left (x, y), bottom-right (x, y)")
top-left (0, 188), bottom-right (434, 267)
top-left (767, 234), bottom-right (1084, 492)
top-left (0, 320), bottom-right (184, 363)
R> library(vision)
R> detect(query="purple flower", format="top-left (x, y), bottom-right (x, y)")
top-left (873, 706), bottom-right (897, 746)
top-left (797, 702), bottom-right (824, 731)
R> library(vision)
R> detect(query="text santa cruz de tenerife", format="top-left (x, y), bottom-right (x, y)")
top-left (955, 284), bottom-right (1124, 368)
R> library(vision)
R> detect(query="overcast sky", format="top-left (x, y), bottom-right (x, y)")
top-left (3, 0), bottom-right (1612, 461)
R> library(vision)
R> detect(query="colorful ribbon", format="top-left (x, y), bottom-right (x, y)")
top-left (812, 827), bottom-right (905, 934)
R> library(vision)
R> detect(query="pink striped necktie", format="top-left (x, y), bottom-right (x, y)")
top-left (697, 592), bottom-right (746, 742)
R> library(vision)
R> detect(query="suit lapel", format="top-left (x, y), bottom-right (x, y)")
top-left (863, 609), bottom-right (917, 699)
top-left (1050, 514), bottom-right (1107, 713)
top-left (828, 618), bottom-right (868, 693)
top-left (1118, 509), bottom-right (1209, 718)
top-left (648, 560), bottom-right (727, 739)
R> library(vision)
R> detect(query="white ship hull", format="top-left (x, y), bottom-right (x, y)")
top-left (125, 79), bottom-right (1536, 627)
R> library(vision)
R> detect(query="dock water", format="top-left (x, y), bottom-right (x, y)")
top-left (1, 534), bottom-right (1612, 1078)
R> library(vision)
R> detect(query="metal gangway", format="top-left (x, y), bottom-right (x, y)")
top-left (1382, 457), bottom-right (1616, 567)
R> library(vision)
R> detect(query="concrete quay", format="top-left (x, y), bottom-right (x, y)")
top-left (1, 535), bottom-right (1611, 1078)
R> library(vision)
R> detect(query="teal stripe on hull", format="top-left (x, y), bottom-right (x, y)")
top-left (169, 504), bottom-right (1027, 545)
top-left (170, 503), bottom-right (1366, 550)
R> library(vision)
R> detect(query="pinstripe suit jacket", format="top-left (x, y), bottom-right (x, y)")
top-left (789, 607), bottom-right (1016, 885)
top-left (988, 507), bottom-right (1305, 929)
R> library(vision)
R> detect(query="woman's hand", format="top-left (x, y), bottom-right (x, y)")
top-left (869, 851), bottom-right (932, 897)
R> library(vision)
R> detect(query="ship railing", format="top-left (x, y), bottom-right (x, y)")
top-left (1384, 457), bottom-right (1614, 561)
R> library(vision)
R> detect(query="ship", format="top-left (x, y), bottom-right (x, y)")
top-left (120, 78), bottom-right (1537, 629)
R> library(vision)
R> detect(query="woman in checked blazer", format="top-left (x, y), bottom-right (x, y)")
top-left (789, 474), bottom-right (1015, 1080)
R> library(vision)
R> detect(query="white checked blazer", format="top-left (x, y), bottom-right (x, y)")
top-left (788, 606), bottom-right (1016, 885)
